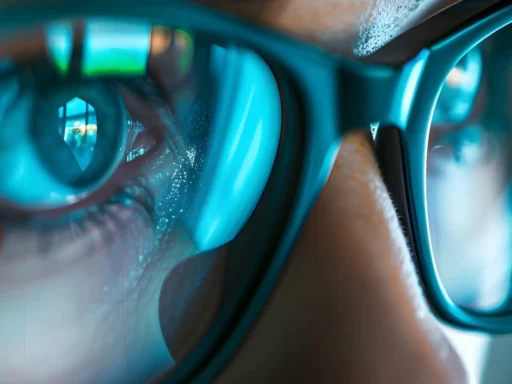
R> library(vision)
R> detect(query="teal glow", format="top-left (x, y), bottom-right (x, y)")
top-left (82, 19), bottom-right (151, 76)
top-left (185, 45), bottom-right (281, 252)
top-left (0, 92), bottom-right (80, 205)
top-left (396, 49), bottom-right (428, 127)
top-left (233, 121), bottom-right (262, 193)
top-left (46, 22), bottom-right (73, 75)
top-left (0, 79), bottom-right (125, 207)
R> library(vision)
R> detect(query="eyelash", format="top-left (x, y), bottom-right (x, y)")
top-left (0, 21), bottom-right (203, 223)
top-left (0, 65), bottom-right (178, 219)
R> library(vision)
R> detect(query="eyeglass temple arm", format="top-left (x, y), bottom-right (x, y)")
top-left (364, 0), bottom-right (506, 66)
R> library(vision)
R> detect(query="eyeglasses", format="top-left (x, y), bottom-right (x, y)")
top-left (0, 0), bottom-right (510, 382)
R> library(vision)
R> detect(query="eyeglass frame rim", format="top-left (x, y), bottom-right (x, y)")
top-left (0, 1), bottom-right (511, 383)
top-left (399, 4), bottom-right (512, 334)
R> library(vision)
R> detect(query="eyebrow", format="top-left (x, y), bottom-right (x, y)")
top-left (366, 0), bottom-right (505, 65)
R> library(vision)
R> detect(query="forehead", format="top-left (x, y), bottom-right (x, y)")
top-left (0, 0), bottom-right (462, 59)
top-left (197, 0), bottom-right (461, 57)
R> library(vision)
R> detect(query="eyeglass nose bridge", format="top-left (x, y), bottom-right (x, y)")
top-left (337, 48), bottom-right (430, 136)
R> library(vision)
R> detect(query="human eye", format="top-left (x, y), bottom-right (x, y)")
top-left (0, 20), bottom-right (191, 210)
top-left (0, 16), bottom-right (282, 382)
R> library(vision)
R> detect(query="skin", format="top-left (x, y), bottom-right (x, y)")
top-left (0, 0), bottom-right (492, 382)
top-left (215, 132), bottom-right (467, 383)
top-left (202, 0), bottom-right (469, 383)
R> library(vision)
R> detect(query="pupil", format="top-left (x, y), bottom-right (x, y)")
top-left (32, 80), bottom-right (127, 189)
top-left (61, 97), bottom-right (97, 173)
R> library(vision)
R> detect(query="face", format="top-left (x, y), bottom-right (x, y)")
top-left (0, 0), bottom-right (477, 383)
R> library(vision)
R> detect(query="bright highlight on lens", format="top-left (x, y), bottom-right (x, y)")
top-left (446, 67), bottom-right (465, 87)
top-left (46, 22), bottom-right (73, 75)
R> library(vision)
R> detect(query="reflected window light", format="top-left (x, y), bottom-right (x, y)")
top-left (446, 67), bottom-right (465, 87)
top-left (60, 97), bottom-right (98, 170)
top-left (46, 22), bottom-right (74, 75)
top-left (432, 48), bottom-right (483, 125)
top-left (63, 122), bottom-right (97, 140)
top-left (82, 19), bottom-right (152, 76)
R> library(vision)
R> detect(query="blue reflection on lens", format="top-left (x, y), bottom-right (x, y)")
top-left (185, 45), bottom-right (281, 252)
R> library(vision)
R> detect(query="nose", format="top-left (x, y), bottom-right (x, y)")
top-left (303, 130), bottom-right (468, 382)
top-left (216, 130), bottom-right (468, 383)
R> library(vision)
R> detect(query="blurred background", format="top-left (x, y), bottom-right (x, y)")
top-left (441, 322), bottom-right (512, 383)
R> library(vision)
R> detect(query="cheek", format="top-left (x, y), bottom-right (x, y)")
top-left (0, 224), bottom-right (197, 382)
top-left (0, 265), bottom-right (127, 381)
